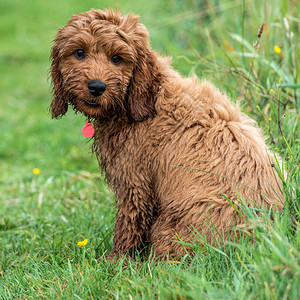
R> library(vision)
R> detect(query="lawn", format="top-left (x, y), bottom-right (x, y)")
top-left (0, 0), bottom-right (299, 298)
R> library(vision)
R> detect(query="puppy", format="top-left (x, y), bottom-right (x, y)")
top-left (50, 9), bottom-right (284, 259)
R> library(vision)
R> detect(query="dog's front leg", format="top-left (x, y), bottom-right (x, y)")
top-left (108, 187), bottom-right (154, 259)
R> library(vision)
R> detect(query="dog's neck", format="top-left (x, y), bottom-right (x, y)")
top-left (91, 114), bottom-right (137, 179)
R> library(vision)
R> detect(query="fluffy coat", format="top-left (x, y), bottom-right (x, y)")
top-left (50, 9), bottom-right (284, 259)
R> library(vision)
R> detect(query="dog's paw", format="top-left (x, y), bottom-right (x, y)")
top-left (105, 251), bottom-right (120, 261)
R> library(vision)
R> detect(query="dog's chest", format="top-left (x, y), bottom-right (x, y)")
top-left (93, 121), bottom-right (154, 188)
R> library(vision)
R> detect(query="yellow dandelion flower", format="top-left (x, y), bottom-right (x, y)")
top-left (269, 89), bottom-right (274, 94)
top-left (274, 45), bottom-right (281, 54)
top-left (77, 238), bottom-right (88, 247)
top-left (32, 168), bottom-right (40, 175)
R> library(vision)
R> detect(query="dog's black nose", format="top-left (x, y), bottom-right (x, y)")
top-left (87, 80), bottom-right (106, 97)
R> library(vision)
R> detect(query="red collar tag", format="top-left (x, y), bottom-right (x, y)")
top-left (82, 120), bottom-right (95, 138)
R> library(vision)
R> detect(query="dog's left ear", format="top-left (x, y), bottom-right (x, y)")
top-left (122, 16), bottom-right (162, 121)
top-left (50, 40), bottom-right (68, 119)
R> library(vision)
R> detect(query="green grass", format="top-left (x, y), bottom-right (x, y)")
top-left (0, 0), bottom-right (299, 298)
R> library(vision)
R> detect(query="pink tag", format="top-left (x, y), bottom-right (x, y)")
top-left (82, 120), bottom-right (95, 138)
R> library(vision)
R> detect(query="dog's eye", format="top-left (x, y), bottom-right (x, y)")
top-left (111, 55), bottom-right (122, 65)
top-left (74, 49), bottom-right (86, 60)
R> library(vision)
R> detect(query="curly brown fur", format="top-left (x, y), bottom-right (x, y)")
top-left (50, 9), bottom-right (284, 259)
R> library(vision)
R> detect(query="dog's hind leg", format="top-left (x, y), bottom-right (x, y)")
top-left (150, 215), bottom-right (193, 259)
top-left (150, 202), bottom-right (242, 259)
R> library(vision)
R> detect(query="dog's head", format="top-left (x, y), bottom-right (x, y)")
top-left (50, 9), bottom-right (161, 121)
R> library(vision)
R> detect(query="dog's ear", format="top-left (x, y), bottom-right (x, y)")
top-left (122, 16), bottom-right (162, 121)
top-left (50, 41), bottom-right (68, 119)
